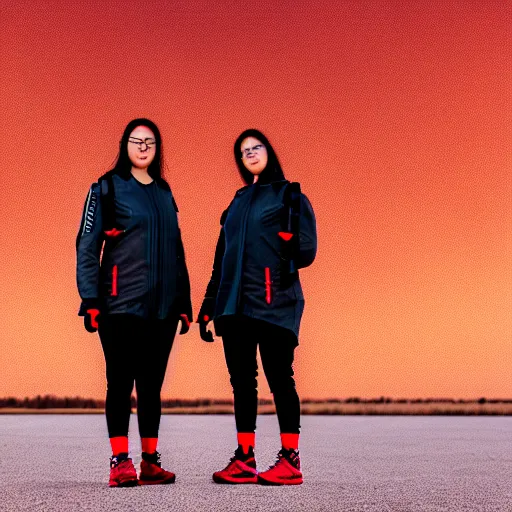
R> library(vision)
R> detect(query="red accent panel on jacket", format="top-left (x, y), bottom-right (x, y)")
top-left (278, 232), bottom-right (294, 241)
top-left (111, 265), bottom-right (118, 296)
top-left (104, 228), bottom-right (124, 237)
top-left (265, 267), bottom-right (272, 304)
top-left (87, 309), bottom-right (100, 329)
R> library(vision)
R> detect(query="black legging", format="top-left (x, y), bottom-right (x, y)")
top-left (221, 315), bottom-right (300, 434)
top-left (98, 313), bottom-right (178, 438)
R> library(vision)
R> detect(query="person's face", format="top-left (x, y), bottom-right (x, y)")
top-left (240, 137), bottom-right (268, 176)
top-left (127, 126), bottom-right (156, 170)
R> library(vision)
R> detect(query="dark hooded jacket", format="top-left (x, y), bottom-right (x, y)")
top-left (202, 179), bottom-right (317, 339)
top-left (76, 171), bottom-right (191, 321)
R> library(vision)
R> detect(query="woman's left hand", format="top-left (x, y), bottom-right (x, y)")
top-left (178, 314), bottom-right (191, 335)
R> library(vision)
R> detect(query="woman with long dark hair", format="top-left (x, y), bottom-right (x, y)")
top-left (197, 129), bottom-right (317, 485)
top-left (76, 118), bottom-right (192, 487)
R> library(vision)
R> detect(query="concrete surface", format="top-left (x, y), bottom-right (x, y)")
top-left (0, 415), bottom-right (510, 511)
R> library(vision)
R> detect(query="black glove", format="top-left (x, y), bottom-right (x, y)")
top-left (196, 297), bottom-right (215, 342)
top-left (176, 296), bottom-right (193, 335)
top-left (79, 299), bottom-right (100, 333)
top-left (199, 322), bottom-right (214, 343)
top-left (178, 313), bottom-right (191, 335)
top-left (84, 309), bottom-right (100, 333)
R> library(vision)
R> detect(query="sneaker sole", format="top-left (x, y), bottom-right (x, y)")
top-left (257, 475), bottom-right (303, 486)
top-left (138, 475), bottom-right (176, 485)
top-left (109, 478), bottom-right (139, 488)
top-left (212, 474), bottom-right (258, 484)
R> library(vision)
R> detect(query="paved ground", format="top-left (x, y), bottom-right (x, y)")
top-left (0, 415), bottom-right (510, 511)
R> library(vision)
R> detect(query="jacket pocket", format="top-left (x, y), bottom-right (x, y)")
top-left (111, 265), bottom-right (118, 296)
top-left (265, 267), bottom-right (272, 304)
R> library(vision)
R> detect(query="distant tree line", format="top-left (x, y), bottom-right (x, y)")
top-left (1, 395), bottom-right (510, 409)
top-left (301, 397), bottom-right (512, 404)
top-left (0, 395), bottom-right (105, 409)
top-left (0, 395), bottom-right (235, 409)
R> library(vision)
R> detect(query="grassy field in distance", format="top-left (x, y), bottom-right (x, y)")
top-left (1, 398), bottom-right (511, 415)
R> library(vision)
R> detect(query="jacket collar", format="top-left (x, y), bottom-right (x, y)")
top-left (235, 179), bottom-right (288, 196)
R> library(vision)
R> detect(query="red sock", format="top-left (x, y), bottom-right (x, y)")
top-left (141, 437), bottom-right (158, 454)
top-left (110, 436), bottom-right (128, 456)
top-left (237, 432), bottom-right (255, 454)
top-left (280, 433), bottom-right (299, 451)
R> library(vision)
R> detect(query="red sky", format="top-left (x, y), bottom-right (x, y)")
top-left (1, 0), bottom-right (510, 399)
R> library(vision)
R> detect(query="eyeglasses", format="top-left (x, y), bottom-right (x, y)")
top-left (129, 137), bottom-right (156, 150)
top-left (241, 144), bottom-right (265, 158)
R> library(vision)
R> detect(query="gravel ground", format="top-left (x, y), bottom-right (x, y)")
top-left (0, 415), bottom-right (510, 512)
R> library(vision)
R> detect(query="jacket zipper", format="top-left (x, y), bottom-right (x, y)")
top-left (265, 267), bottom-right (272, 304)
top-left (111, 265), bottom-right (118, 296)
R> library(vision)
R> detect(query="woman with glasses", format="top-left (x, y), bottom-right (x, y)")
top-left (76, 118), bottom-right (192, 487)
top-left (197, 129), bottom-right (317, 485)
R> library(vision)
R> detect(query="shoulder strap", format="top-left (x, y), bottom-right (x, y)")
top-left (282, 182), bottom-right (301, 234)
top-left (280, 182), bottom-right (301, 284)
top-left (99, 172), bottom-right (116, 231)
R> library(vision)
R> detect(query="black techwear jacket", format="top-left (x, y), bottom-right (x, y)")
top-left (76, 171), bottom-right (192, 321)
top-left (200, 179), bottom-right (317, 339)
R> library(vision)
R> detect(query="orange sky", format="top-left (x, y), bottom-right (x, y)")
top-left (1, 0), bottom-right (510, 400)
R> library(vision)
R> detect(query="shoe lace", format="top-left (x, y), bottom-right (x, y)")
top-left (110, 454), bottom-right (129, 469)
top-left (227, 452), bottom-right (240, 465)
top-left (267, 449), bottom-right (286, 470)
top-left (143, 451), bottom-right (162, 467)
top-left (267, 448), bottom-right (299, 470)
top-left (226, 447), bottom-right (251, 467)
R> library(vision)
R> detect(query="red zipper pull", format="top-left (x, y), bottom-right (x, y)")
top-left (111, 265), bottom-right (118, 296)
top-left (265, 267), bottom-right (272, 304)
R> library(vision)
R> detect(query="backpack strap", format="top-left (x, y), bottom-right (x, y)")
top-left (99, 172), bottom-right (116, 234)
top-left (280, 181), bottom-right (301, 286)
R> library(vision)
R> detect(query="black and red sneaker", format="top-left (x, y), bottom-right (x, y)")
top-left (258, 448), bottom-right (303, 485)
top-left (212, 445), bottom-right (258, 484)
top-left (138, 451), bottom-right (176, 485)
top-left (108, 453), bottom-right (138, 488)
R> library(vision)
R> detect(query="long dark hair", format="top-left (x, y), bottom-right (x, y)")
top-left (109, 118), bottom-right (165, 181)
top-left (234, 129), bottom-right (285, 185)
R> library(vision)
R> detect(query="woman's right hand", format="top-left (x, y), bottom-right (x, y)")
top-left (80, 299), bottom-right (101, 333)
top-left (199, 319), bottom-right (214, 342)
top-left (84, 308), bottom-right (100, 333)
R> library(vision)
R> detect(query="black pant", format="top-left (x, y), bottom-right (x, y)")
top-left (221, 315), bottom-right (300, 434)
top-left (98, 313), bottom-right (178, 438)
